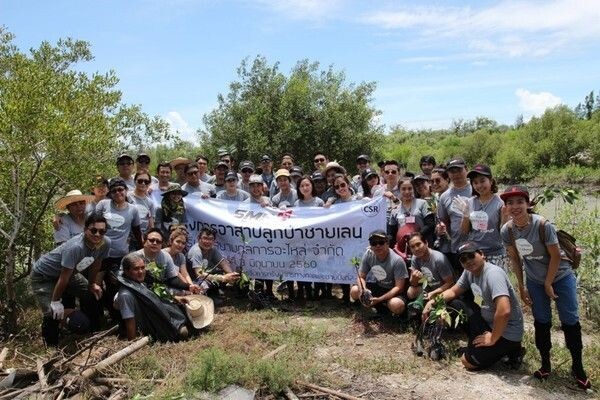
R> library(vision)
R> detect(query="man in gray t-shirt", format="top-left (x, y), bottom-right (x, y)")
top-left (31, 214), bottom-right (111, 345)
top-left (423, 241), bottom-right (524, 370)
top-left (350, 230), bottom-right (408, 315)
top-left (187, 228), bottom-right (239, 286)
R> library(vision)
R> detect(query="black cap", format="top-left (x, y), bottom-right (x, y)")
top-left (311, 171), bottom-right (325, 181)
top-left (290, 166), bottom-right (303, 177)
top-left (467, 164), bottom-right (492, 179)
top-left (458, 241), bottom-right (480, 255)
top-left (369, 230), bottom-right (388, 241)
top-left (225, 171), bottom-right (238, 181)
top-left (413, 174), bottom-right (430, 182)
top-left (447, 158), bottom-right (466, 169)
top-left (215, 161), bottom-right (229, 170)
top-left (356, 154), bottom-right (370, 163)
top-left (260, 154), bottom-right (271, 162)
top-left (136, 153), bottom-right (150, 163)
top-left (109, 178), bottom-right (127, 191)
top-left (361, 168), bottom-right (378, 180)
top-left (116, 153), bottom-right (133, 164)
top-left (240, 161), bottom-right (255, 172)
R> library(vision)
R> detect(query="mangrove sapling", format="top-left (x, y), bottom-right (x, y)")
top-left (351, 256), bottom-right (372, 307)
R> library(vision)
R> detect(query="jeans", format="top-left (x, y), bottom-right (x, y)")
top-left (527, 272), bottom-right (579, 325)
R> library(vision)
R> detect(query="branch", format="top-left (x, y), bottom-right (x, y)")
top-left (81, 336), bottom-right (150, 379)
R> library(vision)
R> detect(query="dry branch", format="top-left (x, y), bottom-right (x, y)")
top-left (81, 336), bottom-right (150, 380)
top-left (283, 386), bottom-right (300, 400)
top-left (35, 359), bottom-right (47, 390)
top-left (0, 348), bottom-right (8, 370)
top-left (296, 381), bottom-right (362, 400)
top-left (261, 344), bottom-right (287, 360)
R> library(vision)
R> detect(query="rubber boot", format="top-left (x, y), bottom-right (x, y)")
top-left (562, 322), bottom-right (591, 390)
top-left (533, 320), bottom-right (552, 379)
top-left (41, 316), bottom-right (60, 346)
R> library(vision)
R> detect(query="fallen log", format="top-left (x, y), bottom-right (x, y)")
top-left (0, 349), bottom-right (8, 370)
top-left (81, 336), bottom-right (150, 380)
top-left (35, 360), bottom-right (47, 390)
top-left (296, 381), bottom-right (362, 400)
top-left (58, 325), bottom-right (119, 368)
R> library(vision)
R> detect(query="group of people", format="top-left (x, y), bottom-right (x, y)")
top-left (30, 149), bottom-right (591, 391)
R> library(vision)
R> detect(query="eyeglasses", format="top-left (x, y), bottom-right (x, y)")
top-left (89, 227), bottom-right (107, 236)
top-left (110, 187), bottom-right (126, 194)
top-left (357, 160), bottom-right (368, 164)
top-left (334, 182), bottom-right (347, 190)
top-left (369, 239), bottom-right (387, 247)
top-left (384, 170), bottom-right (398, 175)
top-left (147, 238), bottom-right (163, 244)
top-left (314, 157), bottom-right (326, 163)
top-left (186, 171), bottom-right (198, 176)
top-left (459, 252), bottom-right (477, 263)
top-left (136, 179), bottom-right (151, 185)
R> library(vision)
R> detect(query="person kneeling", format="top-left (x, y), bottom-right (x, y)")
top-left (115, 253), bottom-right (198, 342)
top-left (423, 242), bottom-right (524, 370)
top-left (350, 230), bottom-right (408, 316)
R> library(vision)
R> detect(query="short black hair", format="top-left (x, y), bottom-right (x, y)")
top-left (198, 227), bottom-right (217, 239)
top-left (156, 161), bottom-right (172, 174)
top-left (420, 155), bottom-right (436, 166)
top-left (144, 228), bottom-right (164, 242)
top-left (84, 213), bottom-right (107, 229)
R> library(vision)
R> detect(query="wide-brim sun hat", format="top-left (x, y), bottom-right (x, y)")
top-left (161, 183), bottom-right (188, 197)
top-left (183, 294), bottom-right (214, 329)
top-left (55, 190), bottom-right (95, 211)
top-left (170, 157), bottom-right (192, 169)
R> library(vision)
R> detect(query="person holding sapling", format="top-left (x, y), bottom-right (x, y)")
top-left (501, 185), bottom-right (591, 391)
top-left (406, 232), bottom-right (455, 315)
top-left (350, 230), bottom-right (408, 315)
top-left (423, 242), bottom-right (524, 371)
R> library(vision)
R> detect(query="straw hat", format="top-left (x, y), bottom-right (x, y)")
top-left (183, 294), bottom-right (214, 329)
top-left (55, 190), bottom-right (94, 211)
top-left (170, 157), bottom-right (192, 169)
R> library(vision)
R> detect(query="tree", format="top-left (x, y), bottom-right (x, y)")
top-left (200, 56), bottom-right (384, 171)
top-left (0, 28), bottom-right (171, 332)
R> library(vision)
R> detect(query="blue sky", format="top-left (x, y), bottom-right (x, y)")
top-left (3, 0), bottom-right (600, 141)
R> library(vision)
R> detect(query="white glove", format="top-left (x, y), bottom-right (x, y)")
top-left (454, 197), bottom-right (470, 218)
top-left (50, 300), bottom-right (64, 320)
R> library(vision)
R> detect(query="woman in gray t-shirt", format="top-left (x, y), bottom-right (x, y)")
top-left (501, 185), bottom-right (590, 390)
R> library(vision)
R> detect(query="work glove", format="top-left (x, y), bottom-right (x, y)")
top-left (50, 300), bottom-right (64, 320)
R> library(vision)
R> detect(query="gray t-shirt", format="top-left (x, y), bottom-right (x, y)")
top-left (501, 214), bottom-right (572, 285)
top-left (33, 233), bottom-right (111, 278)
top-left (169, 251), bottom-right (186, 269)
top-left (360, 248), bottom-right (408, 289)
top-left (129, 192), bottom-right (156, 233)
top-left (272, 189), bottom-right (298, 208)
top-left (437, 184), bottom-right (472, 252)
top-left (294, 197), bottom-right (324, 207)
top-left (244, 196), bottom-right (273, 206)
top-left (216, 189), bottom-right (250, 202)
top-left (410, 249), bottom-right (454, 291)
top-left (182, 181), bottom-right (216, 197)
top-left (389, 198), bottom-right (429, 230)
top-left (127, 249), bottom-right (179, 282)
top-left (53, 214), bottom-right (84, 244)
top-left (95, 199), bottom-right (141, 257)
top-left (187, 244), bottom-right (225, 272)
top-left (457, 262), bottom-right (524, 342)
top-left (467, 195), bottom-right (505, 256)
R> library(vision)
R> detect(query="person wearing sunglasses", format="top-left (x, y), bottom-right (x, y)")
top-left (125, 229), bottom-right (200, 296)
top-left (350, 230), bottom-right (408, 315)
top-left (110, 153), bottom-right (136, 190)
top-left (155, 183), bottom-right (189, 240)
top-left (423, 241), bottom-right (524, 371)
top-left (312, 152), bottom-right (329, 172)
top-left (324, 173), bottom-right (358, 207)
top-left (500, 185), bottom-right (591, 390)
top-left (436, 158), bottom-right (472, 274)
top-left (182, 162), bottom-right (216, 198)
top-left (129, 172), bottom-right (156, 237)
top-left (30, 213), bottom-right (111, 345)
top-left (351, 154), bottom-right (372, 194)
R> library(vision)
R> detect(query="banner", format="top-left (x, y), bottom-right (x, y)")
top-left (183, 196), bottom-right (387, 284)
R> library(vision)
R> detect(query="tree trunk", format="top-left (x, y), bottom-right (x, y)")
top-left (4, 245), bottom-right (18, 333)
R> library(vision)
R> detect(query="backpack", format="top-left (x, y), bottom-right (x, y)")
top-left (507, 217), bottom-right (581, 269)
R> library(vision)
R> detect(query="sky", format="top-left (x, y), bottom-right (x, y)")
top-left (3, 0), bottom-right (600, 142)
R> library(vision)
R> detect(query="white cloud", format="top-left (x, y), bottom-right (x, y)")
top-left (362, 0), bottom-right (600, 59)
top-left (257, 0), bottom-right (342, 20)
top-left (164, 111), bottom-right (197, 142)
top-left (515, 88), bottom-right (562, 116)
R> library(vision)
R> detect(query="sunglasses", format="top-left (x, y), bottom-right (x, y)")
top-left (117, 161), bottom-right (133, 166)
top-left (314, 157), bottom-right (326, 163)
top-left (136, 179), bottom-right (151, 185)
top-left (147, 238), bottom-right (163, 244)
top-left (384, 170), bottom-right (398, 175)
top-left (186, 171), bottom-right (198, 176)
top-left (89, 227), bottom-right (107, 236)
top-left (241, 169), bottom-right (253, 173)
top-left (110, 187), bottom-right (126, 194)
top-left (334, 182), bottom-right (347, 190)
top-left (369, 239), bottom-right (387, 247)
top-left (459, 252), bottom-right (477, 263)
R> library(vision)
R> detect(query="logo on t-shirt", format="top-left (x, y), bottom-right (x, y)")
top-left (515, 238), bottom-right (533, 256)
top-left (371, 264), bottom-right (387, 282)
top-left (76, 256), bottom-right (95, 272)
top-left (135, 204), bottom-right (150, 219)
top-left (421, 267), bottom-right (434, 283)
top-left (104, 212), bottom-right (125, 229)
top-left (471, 283), bottom-right (484, 307)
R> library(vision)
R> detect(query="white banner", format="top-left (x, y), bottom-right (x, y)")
top-left (183, 196), bottom-right (387, 284)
